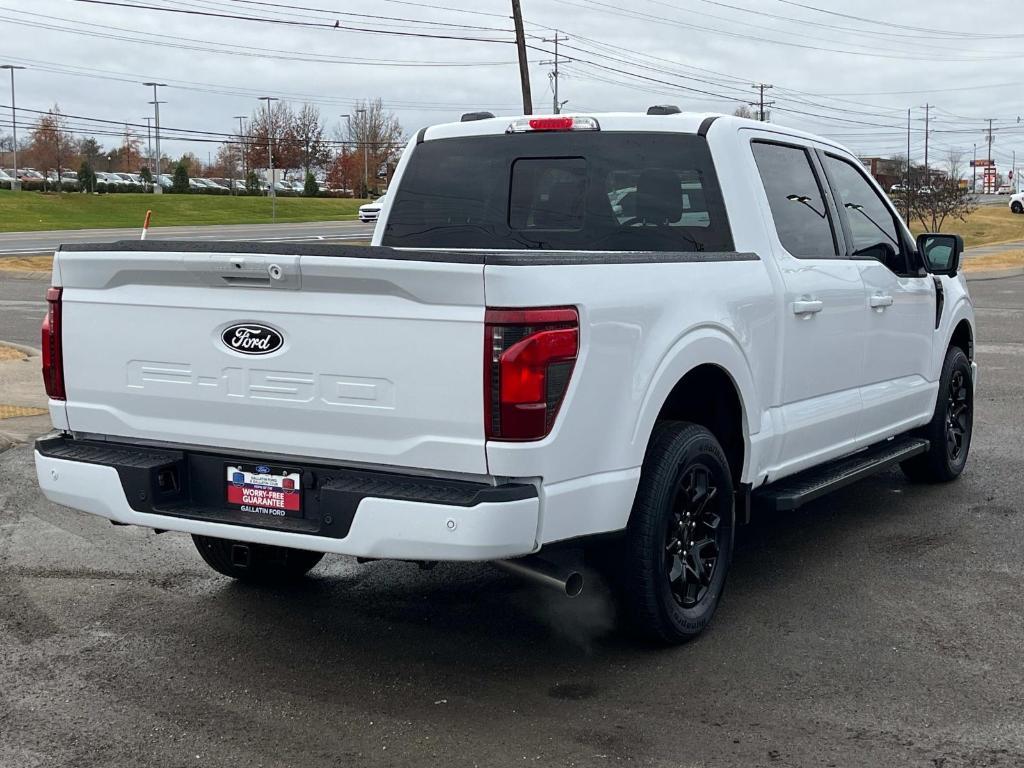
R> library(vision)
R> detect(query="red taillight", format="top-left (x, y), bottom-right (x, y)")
top-left (485, 307), bottom-right (578, 441)
top-left (528, 117), bottom-right (575, 131)
top-left (41, 286), bottom-right (65, 400)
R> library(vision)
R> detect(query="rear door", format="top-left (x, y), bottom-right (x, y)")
top-left (748, 137), bottom-right (866, 476)
top-left (819, 152), bottom-right (936, 439)
top-left (57, 247), bottom-right (488, 475)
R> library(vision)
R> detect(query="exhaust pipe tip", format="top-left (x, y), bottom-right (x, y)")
top-left (494, 557), bottom-right (584, 598)
top-left (564, 571), bottom-right (584, 598)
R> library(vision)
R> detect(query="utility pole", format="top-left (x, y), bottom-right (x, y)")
top-left (906, 107), bottom-right (912, 222)
top-left (750, 83), bottom-right (774, 122)
top-left (972, 143), bottom-right (977, 193)
top-left (922, 103), bottom-right (930, 188)
top-left (124, 122), bottom-right (132, 173)
top-left (510, 0), bottom-right (533, 114)
top-left (986, 118), bottom-right (996, 194)
top-left (541, 31), bottom-right (570, 113)
top-left (355, 106), bottom-right (368, 198)
top-left (1, 65), bottom-right (26, 191)
top-left (143, 82), bottom-right (166, 192)
top-left (234, 115), bottom-right (247, 189)
top-left (259, 96), bottom-right (279, 221)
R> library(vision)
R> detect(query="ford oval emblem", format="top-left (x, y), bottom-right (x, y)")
top-left (221, 323), bottom-right (283, 355)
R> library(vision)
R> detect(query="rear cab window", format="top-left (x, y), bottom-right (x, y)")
top-left (382, 132), bottom-right (734, 252)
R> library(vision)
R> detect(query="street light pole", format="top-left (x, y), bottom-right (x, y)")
top-left (339, 114), bottom-right (352, 196)
top-left (259, 96), bottom-right (279, 222)
top-left (143, 82), bottom-right (166, 192)
top-left (1, 65), bottom-right (26, 191)
top-left (355, 107), bottom-right (367, 199)
top-left (142, 116), bottom-right (153, 171)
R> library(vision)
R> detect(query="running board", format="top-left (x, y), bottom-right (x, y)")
top-left (754, 437), bottom-right (930, 512)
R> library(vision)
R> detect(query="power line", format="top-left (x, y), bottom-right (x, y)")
top-left (66, 0), bottom-right (516, 42)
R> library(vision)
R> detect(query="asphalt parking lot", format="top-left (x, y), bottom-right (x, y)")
top-left (1, 274), bottom-right (1022, 767)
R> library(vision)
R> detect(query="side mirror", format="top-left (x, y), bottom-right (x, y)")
top-left (917, 233), bottom-right (964, 277)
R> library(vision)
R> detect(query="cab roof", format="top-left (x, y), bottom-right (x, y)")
top-left (418, 111), bottom-right (849, 155)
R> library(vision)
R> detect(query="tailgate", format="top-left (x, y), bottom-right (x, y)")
top-left (55, 243), bottom-right (488, 475)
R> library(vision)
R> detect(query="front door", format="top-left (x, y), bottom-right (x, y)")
top-left (819, 153), bottom-right (936, 441)
top-left (749, 138), bottom-right (866, 478)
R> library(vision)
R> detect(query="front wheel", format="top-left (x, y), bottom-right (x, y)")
top-left (192, 535), bottom-right (324, 583)
top-left (1011, 201), bottom-right (1023, 214)
top-left (901, 346), bottom-right (974, 483)
top-left (616, 422), bottom-right (735, 644)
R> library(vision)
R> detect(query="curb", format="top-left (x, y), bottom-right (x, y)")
top-left (965, 267), bottom-right (1024, 281)
top-left (1, 340), bottom-right (41, 359)
top-left (0, 270), bottom-right (50, 281)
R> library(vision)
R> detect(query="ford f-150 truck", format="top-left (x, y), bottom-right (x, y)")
top-left (34, 110), bottom-right (976, 643)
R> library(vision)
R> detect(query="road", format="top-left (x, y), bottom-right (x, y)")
top-left (0, 220), bottom-right (376, 256)
top-left (0, 275), bottom-right (46, 348)
top-left (0, 273), bottom-right (1022, 766)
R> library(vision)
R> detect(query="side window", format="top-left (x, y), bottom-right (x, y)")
top-left (751, 141), bottom-right (838, 259)
top-left (824, 154), bottom-right (908, 274)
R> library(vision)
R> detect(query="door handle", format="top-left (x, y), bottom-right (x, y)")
top-left (792, 299), bottom-right (824, 315)
top-left (869, 294), bottom-right (894, 309)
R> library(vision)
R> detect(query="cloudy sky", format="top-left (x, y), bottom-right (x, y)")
top-left (2, 0), bottom-right (1023, 174)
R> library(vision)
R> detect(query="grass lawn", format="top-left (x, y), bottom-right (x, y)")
top-left (0, 190), bottom-right (366, 232)
top-left (908, 205), bottom-right (1024, 249)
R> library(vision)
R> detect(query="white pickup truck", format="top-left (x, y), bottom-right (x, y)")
top-left (34, 110), bottom-right (976, 644)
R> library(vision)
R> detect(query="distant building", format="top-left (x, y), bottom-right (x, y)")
top-left (859, 157), bottom-right (903, 190)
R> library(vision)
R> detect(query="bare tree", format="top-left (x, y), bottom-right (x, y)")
top-left (25, 105), bottom-right (76, 188)
top-left (946, 148), bottom-right (965, 183)
top-left (346, 99), bottom-right (404, 196)
top-left (733, 105), bottom-right (756, 120)
top-left (291, 103), bottom-right (331, 177)
top-left (911, 180), bottom-right (976, 233)
top-left (245, 101), bottom-right (301, 175)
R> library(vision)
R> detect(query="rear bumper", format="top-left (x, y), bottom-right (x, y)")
top-left (34, 436), bottom-right (540, 561)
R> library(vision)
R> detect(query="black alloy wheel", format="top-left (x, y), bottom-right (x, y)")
top-left (945, 367), bottom-right (970, 464)
top-left (664, 464), bottom-right (725, 609)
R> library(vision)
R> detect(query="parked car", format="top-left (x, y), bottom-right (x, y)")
top-left (5, 168), bottom-right (45, 187)
top-left (46, 170), bottom-right (80, 191)
top-left (358, 194), bottom-right (387, 222)
top-left (34, 110), bottom-right (976, 645)
top-left (889, 183), bottom-right (908, 194)
top-left (156, 174), bottom-right (174, 191)
top-left (997, 185), bottom-right (1013, 195)
top-left (95, 172), bottom-right (127, 189)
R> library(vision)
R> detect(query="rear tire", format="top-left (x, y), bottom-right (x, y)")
top-left (1011, 201), bottom-right (1023, 214)
top-left (900, 346), bottom-right (974, 483)
top-left (616, 422), bottom-right (735, 644)
top-left (192, 535), bottom-right (324, 583)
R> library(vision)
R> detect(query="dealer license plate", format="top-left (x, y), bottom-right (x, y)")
top-left (225, 464), bottom-right (302, 518)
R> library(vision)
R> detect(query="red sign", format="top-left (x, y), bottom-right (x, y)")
top-left (226, 483), bottom-right (300, 513)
